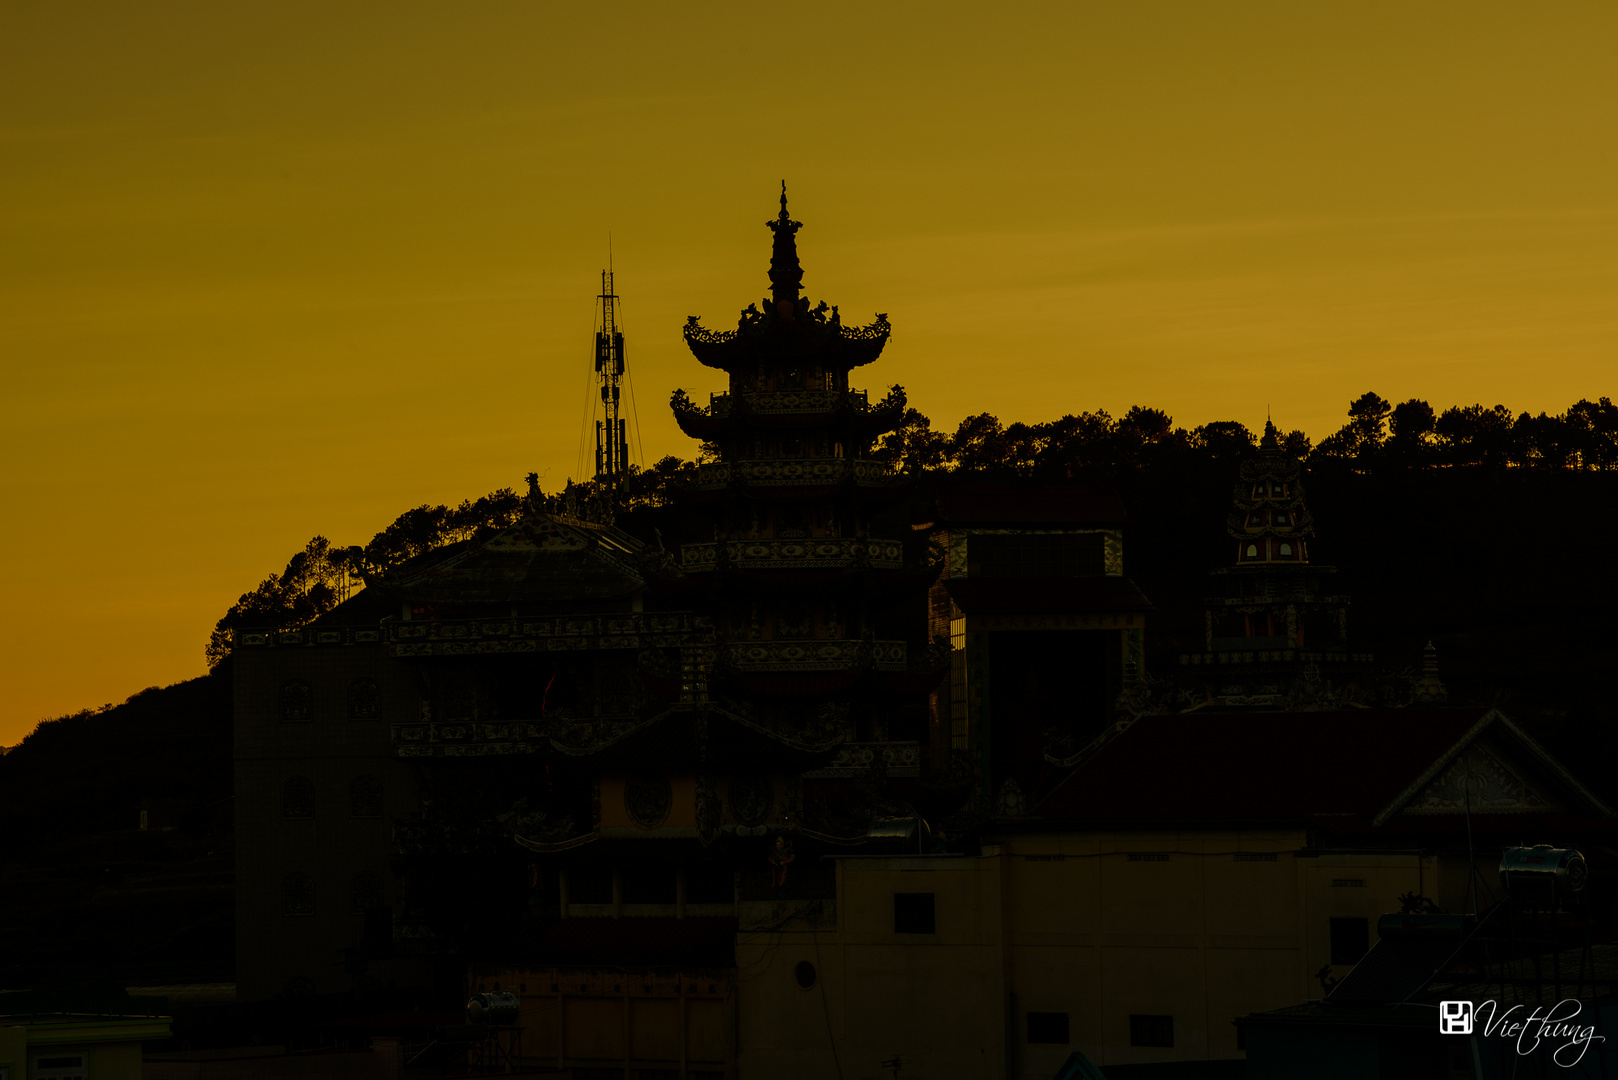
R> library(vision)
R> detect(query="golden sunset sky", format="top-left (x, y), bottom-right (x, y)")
top-left (3, 2), bottom-right (1615, 742)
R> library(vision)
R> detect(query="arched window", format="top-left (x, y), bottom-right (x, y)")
top-left (1279, 542), bottom-right (1294, 557)
top-left (348, 678), bottom-right (379, 720)
top-left (350, 774), bottom-right (383, 818)
top-left (283, 873), bottom-right (316, 916)
top-left (350, 871), bottom-right (384, 915)
top-left (282, 776), bottom-right (314, 819)
top-left (1245, 544), bottom-right (1259, 559)
top-left (281, 680), bottom-right (312, 723)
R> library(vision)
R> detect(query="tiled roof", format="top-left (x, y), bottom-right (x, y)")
top-left (944, 576), bottom-right (1152, 614)
top-left (933, 484), bottom-right (1127, 526)
top-left (1035, 708), bottom-right (1494, 822)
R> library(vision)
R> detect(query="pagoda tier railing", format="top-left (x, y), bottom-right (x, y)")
top-left (726, 638), bottom-right (907, 672)
top-left (709, 388), bottom-right (864, 416)
top-left (391, 715), bottom-right (641, 757)
top-left (803, 740), bottom-right (922, 778)
top-left (681, 538), bottom-right (904, 573)
top-left (1178, 648), bottom-right (1377, 666)
top-left (238, 614), bottom-right (715, 655)
top-left (382, 613), bottom-right (714, 656)
top-left (671, 387), bottom-right (905, 422)
top-left (690, 458), bottom-right (901, 490)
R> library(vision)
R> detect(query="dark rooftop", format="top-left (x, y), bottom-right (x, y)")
top-left (932, 484), bottom-right (1128, 527)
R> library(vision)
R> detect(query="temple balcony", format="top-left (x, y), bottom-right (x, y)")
top-left (690, 457), bottom-right (902, 491)
top-left (709, 388), bottom-right (865, 416)
top-left (681, 537), bottom-right (904, 573)
top-left (727, 638), bottom-right (907, 672)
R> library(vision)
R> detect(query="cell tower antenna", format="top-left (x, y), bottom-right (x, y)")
top-left (593, 265), bottom-right (629, 490)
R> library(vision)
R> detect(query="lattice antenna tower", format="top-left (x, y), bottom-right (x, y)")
top-left (593, 266), bottom-right (629, 487)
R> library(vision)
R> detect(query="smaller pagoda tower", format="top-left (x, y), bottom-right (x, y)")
top-left (1174, 420), bottom-right (1376, 709)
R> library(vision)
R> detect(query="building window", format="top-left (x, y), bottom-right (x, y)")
top-left (350, 774), bottom-right (383, 817)
top-left (1278, 542), bottom-right (1294, 557)
top-left (1027, 1012), bottom-right (1070, 1044)
top-left (1330, 917), bottom-right (1370, 965)
top-left (1244, 544), bottom-right (1259, 559)
top-left (283, 873), bottom-right (316, 916)
top-left (1129, 1014), bottom-right (1174, 1048)
top-left (893, 892), bottom-right (936, 934)
top-left (282, 776), bottom-right (314, 819)
top-left (350, 871), bottom-right (383, 916)
top-left (281, 680), bottom-right (312, 722)
top-left (794, 961), bottom-right (817, 989)
top-left (33, 1053), bottom-right (87, 1080)
top-left (348, 678), bottom-right (379, 720)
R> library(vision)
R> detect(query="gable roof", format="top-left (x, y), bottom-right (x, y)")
top-left (376, 512), bottom-right (648, 605)
top-left (1033, 707), bottom-right (1611, 825)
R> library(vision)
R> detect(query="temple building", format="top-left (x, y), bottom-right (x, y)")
top-left (1123, 419), bottom-right (1391, 716)
top-left (666, 186), bottom-right (941, 766)
top-left (919, 485), bottom-right (1151, 814)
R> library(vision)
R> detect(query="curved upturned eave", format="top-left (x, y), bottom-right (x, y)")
top-left (673, 410), bottom-right (727, 439)
top-left (682, 328), bottom-right (891, 372)
top-left (671, 406), bottom-right (905, 440)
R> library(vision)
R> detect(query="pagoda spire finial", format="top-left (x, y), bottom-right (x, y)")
top-left (1261, 417), bottom-right (1280, 450)
top-left (765, 181), bottom-right (804, 314)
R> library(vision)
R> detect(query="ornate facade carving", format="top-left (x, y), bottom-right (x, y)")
top-left (624, 775), bottom-right (673, 829)
top-left (280, 680), bottom-right (312, 723)
top-left (1405, 746), bottom-right (1555, 815)
top-left (727, 774), bottom-right (774, 828)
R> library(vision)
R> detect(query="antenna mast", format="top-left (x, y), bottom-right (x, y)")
top-left (593, 269), bottom-right (628, 488)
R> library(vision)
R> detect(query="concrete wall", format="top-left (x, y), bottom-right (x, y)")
top-left (737, 832), bottom-right (1453, 1080)
top-left (234, 642), bottom-right (421, 1001)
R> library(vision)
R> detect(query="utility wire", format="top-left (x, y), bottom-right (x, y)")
top-left (620, 295), bottom-right (647, 471)
top-left (574, 292), bottom-right (600, 485)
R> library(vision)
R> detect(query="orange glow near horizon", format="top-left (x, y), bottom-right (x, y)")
top-left (3, 2), bottom-right (1616, 741)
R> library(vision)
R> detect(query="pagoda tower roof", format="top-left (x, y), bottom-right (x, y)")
top-left (682, 185), bottom-right (891, 373)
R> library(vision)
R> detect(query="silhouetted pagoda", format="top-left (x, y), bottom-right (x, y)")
top-left (1169, 419), bottom-right (1379, 710)
top-left (668, 187), bottom-right (942, 770)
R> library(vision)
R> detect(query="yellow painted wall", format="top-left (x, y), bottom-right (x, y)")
top-left (598, 774), bottom-right (699, 828)
top-left (0, 1027), bottom-right (22, 1080)
top-left (474, 965), bottom-right (730, 1075)
top-left (737, 832), bottom-right (1470, 1079)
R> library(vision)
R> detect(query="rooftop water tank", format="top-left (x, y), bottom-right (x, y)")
top-left (1499, 845), bottom-right (1587, 904)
